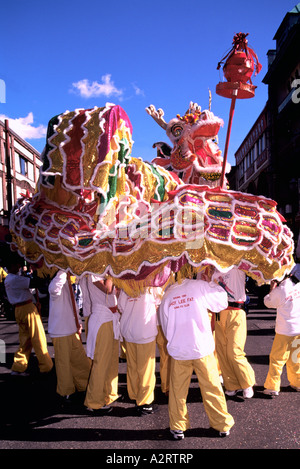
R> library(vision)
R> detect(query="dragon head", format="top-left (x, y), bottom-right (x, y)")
top-left (146, 101), bottom-right (230, 187)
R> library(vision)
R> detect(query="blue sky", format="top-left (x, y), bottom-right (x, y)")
top-left (0, 0), bottom-right (296, 167)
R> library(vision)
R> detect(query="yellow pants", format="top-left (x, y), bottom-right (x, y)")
top-left (208, 312), bottom-right (222, 376)
top-left (215, 308), bottom-right (255, 391)
top-left (84, 321), bottom-right (119, 409)
top-left (125, 339), bottom-right (156, 406)
top-left (264, 333), bottom-right (300, 392)
top-left (168, 354), bottom-right (234, 432)
top-left (156, 325), bottom-right (170, 394)
top-left (52, 333), bottom-right (91, 396)
top-left (12, 302), bottom-right (53, 373)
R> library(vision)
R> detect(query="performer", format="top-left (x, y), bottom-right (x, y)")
top-left (212, 266), bottom-right (256, 398)
top-left (48, 270), bottom-right (91, 404)
top-left (84, 275), bottom-right (121, 413)
top-left (263, 274), bottom-right (300, 396)
top-left (4, 253), bottom-right (53, 376)
top-left (118, 288), bottom-right (161, 415)
top-left (159, 276), bottom-right (234, 440)
top-left (197, 266), bottom-right (222, 379)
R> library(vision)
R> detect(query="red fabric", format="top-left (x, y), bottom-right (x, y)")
top-left (63, 110), bottom-right (87, 187)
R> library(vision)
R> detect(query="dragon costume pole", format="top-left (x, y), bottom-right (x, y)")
top-left (220, 90), bottom-right (237, 188)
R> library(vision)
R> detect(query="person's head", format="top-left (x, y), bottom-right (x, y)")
top-left (5, 253), bottom-right (24, 274)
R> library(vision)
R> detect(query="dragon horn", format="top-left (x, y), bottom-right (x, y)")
top-left (186, 102), bottom-right (201, 114)
top-left (146, 105), bottom-right (167, 130)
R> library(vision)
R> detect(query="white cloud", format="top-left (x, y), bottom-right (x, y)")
top-left (71, 74), bottom-right (123, 99)
top-left (132, 83), bottom-right (145, 97)
top-left (0, 112), bottom-right (47, 139)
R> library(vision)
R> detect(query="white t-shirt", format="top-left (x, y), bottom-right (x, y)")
top-left (48, 271), bottom-right (79, 338)
top-left (159, 278), bottom-right (228, 360)
top-left (4, 273), bottom-right (34, 305)
top-left (118, 288), bottom-right (161, 344)
top-left (212, 267), bottom-right (246, 303)
top-left (264, 278), bottom-right (300, 336)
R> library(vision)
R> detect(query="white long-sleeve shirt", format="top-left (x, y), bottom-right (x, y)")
top-left (79, 275), bottom-right (92, 318)
top-left (264, 278), bottom-right (300, 336)
top-left (4, 273), bottom-right (34, 305)
top-left (48, 271), bottom-right (79, 338)
top-left (118, 288), bottom-right (162, 344)
top-left (159, 278), bottom-right (228, 360)
top-left (85, 275), bottom-right (120, 359)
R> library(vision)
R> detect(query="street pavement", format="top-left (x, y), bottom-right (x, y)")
top-left (0, 293), bottom-right (299, 455)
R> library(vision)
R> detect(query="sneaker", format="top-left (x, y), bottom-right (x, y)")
top-left (225, 389), bottom-right (242, 396)
top-left (58, 394), bottom-right (73, 408)
top-left (290, 386), bottom-right (300, 392)
top-left (263, 389), bottom-right (279, 396)
top-left (85, 405), bottom-right (113, 415)
top-left (11, 370), bottom-right (30, 377)
top-left (219, 430), bottom-right (230, 437)
top-left (170, 429), bottom-right (185, 440)
top-left (243, 386), bottom-right (254, 398)
top-left (136, 403), bottom-right (159, 415)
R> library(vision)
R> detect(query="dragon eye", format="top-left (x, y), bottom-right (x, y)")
top-left (171, 124), bottom-right (183, 138)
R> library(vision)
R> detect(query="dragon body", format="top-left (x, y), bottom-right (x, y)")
top-left (9, 103), bottom-right (294, 295)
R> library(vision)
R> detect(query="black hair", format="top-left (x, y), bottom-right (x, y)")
top-left (2, 252), bottom-right (24, 269)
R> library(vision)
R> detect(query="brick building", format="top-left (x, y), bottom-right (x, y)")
top-left (0, 119), bottom-right (42, 241)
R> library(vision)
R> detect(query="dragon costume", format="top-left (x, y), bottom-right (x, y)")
top-left (9, 102), bottom-right (294, 295)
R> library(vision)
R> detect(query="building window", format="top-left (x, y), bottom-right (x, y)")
top-left (19, 156), bottom-right (28, 176)
top-left (262, 134), bottom-right (266, 152)
top-left (27, 161), bottom-right (34, 180)
top-left (15, 152), bottom-right (29, 177)
top-left (257, 134), bottom-right (266, 155)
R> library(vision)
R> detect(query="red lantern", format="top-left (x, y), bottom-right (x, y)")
top-left (216, 33), bottom-right (262, 188)
top-left (216, 33), bottom-right (262, 99)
